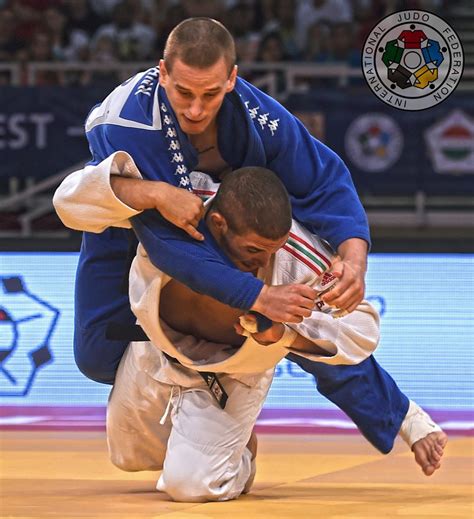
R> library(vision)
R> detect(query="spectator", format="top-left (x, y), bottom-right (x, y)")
top-left (296, 0), bottom-right (353, 50)
top-left (92, 0), bottom-right (155, 61)
top-left (257, 30), bottom-right (287, 63)
top-left (225, 2), bottom-right (261, 63)
top-left (303, 20), bottom-right (330, 61)
top-left (152, 2), bottom-right (187, 58)
top-left (9, 0), bottom-right (61, 42)
top-left (90, 0), bottom-right (155, 18)
top-left (182, 0), bottom-right (226, 19)
top-left (253, 0), bottom-right (275, 31)
top-left (255, 31), bottom-right (287, 92)
top-left (307, 22), bottom-right (362, 89)
top-left (263, 0), bottom-right (301, 60)
top-left (353, 0), bottom-right (386, 50)
top-left (25, 30), bottom-right (55, 61)
top-left (0, 7), bottom-right (25, 62)
top-left (62, 0), bottom-right (106, 56)
top-left (44, 6), bottom-right (75, 61)
top-left (83, 33), bottom-right (120, 85)
top-left (90, 33), bottom-right (118, 62)
top-left (314, 22), bottom-right (359, 67)
top-left (17, 30), bottom-right (60, 84)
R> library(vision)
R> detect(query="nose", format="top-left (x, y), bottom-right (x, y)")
top-left (187, 98), bottom-right (203, 120)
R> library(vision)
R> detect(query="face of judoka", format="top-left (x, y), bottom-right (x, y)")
top-left (221, 229), bottom-right (289, 272)
top-left (159, 57), bottom-right (237, 135)
top-left (208, 212), bottom-right (289, 272)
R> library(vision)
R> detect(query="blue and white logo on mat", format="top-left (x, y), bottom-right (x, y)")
top-left (0, 276), bottom-right (59, 396)
top-left (362, 10), bottom-right (464, 110)
top-left (345, 114), bottom-right (403, 172)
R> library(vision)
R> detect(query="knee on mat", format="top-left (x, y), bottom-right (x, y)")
top-left (163, 478), bottom-right (220, 503)
top-left (162, 469), bottom-right (236, 503)
top-left (109, 451), bottom-right (163, 473)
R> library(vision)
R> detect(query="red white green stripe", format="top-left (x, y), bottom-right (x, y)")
top-left (283, 232), bottom-right (332, 275)
top-left (193, 189), bottom-right (216, 201)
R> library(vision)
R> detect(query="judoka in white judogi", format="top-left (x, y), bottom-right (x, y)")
top-left (108, 216), bottom-right (380, 503)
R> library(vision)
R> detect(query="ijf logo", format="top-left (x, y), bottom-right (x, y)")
top-left (345, 114), bottom-right (403, 172)
top-left (362, 10), bottom-right (464, 111)
top-left (0, 276), bottom-right (59, 396)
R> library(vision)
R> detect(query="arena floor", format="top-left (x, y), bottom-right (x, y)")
top-left (1, 431), bottom-right (472, 518)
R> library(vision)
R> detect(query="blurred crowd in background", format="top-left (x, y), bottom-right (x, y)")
top-left (0, 0), bottom-right (446, 85)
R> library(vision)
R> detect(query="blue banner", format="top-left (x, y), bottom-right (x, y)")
top-left (288, 91), bottom-right (474, 196)
top-left (0, 86), bottom-right (111, 179)
top-left (1, 86), bottom-right (472, 197)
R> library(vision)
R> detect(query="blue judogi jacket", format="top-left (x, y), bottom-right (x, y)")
top-left (75, 67), bottom-right (370, 378)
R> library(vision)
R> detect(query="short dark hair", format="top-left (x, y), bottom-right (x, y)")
top-left (210, 167), bottom-right (292, 240)
top-left (164, 18), bottom-right (236, 75)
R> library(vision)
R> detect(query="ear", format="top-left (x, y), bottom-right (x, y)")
top-left (208, 211), bottom-right (228, 234)
top-left (226, 65), bottom-right (238, 93)
top-left (159, 59), bottom-right (168, 87)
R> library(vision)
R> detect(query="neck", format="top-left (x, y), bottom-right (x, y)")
top-left (188, 119), bottom-right (217, 148)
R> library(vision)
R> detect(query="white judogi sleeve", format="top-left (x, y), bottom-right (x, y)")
top-left (53, 151), bottom-right (142, 232)
top-left (271, 219), bottom-right (380, 365)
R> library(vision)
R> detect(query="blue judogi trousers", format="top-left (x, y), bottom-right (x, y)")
top-left (287, 353), bottom-right (409, 454)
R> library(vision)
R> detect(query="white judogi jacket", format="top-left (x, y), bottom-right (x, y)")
top-left (128, 173), bottom-right (380, 379)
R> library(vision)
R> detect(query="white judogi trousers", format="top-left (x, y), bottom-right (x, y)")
top-left (107, 331), bottom-right (273, 502)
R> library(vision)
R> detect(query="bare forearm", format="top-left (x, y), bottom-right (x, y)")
top-left (323, 238), bottom-right (368, 312)
top-left (110, 175), bottom-right (166, 211)
top-left (245, 321), bottom-right (332, 356)
top-left (337, 238), bottom-right (368, 272)
top-left (110, 176), bottom-right (205, 240)
top-left (290, 334), bottom-right (333, 356)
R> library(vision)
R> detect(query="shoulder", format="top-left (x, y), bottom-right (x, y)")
top-left (233, 76), bottom-right (297, 147)
top-left (272, 220), bottom-right (336, 285)
top-left (85, 67), bottom-right (163, 133)
top-left (235, 77), bottom-right (292, 122)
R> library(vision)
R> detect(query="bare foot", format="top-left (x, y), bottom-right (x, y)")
top-left (412, 431), bottom-right (448, 476)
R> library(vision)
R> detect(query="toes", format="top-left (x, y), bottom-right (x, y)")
top-left (439, 433), bottom-right (449, 448)
top-left (430, 448), bottom-right (442, 463)
top-left (433, 442), bottom-right (444, 456)
top-left (423, 464), bottom-right (437, 476)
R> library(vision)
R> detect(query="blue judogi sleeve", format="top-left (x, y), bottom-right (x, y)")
top-left (230, 79), bottom-right (370, 250)
top-left (131, 211), bottom-right (263, 305)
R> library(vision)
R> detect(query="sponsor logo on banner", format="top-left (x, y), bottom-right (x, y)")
top-left (0, 277), bottom-right (59, 396)
top-left (362, 10), bottom-right (464, 110)
top-left (345, 114), bottom-right (403, 172)
top-left (425, 110), bottom-right (474, 174)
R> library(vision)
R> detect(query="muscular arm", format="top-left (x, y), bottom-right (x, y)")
top-left (323, 238), bottom-right (368, 313)
top-left (237, 82), bottom-right (370, 310)
top-left (237, 299), bottom-right (380, 366)
top-left (54, 150), bottom-right (316, 321)
top-left (111, 175), bottom-right (205, 241)
top-left (270, 126), bottom-right (370, 312)
top-left (54, 151), bottom-right (205, 240)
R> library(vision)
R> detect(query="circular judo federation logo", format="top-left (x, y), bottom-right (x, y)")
top-left (362, 10), bottom-right (464, 111)
top-left (345, 114), bottom-right (403, 172)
